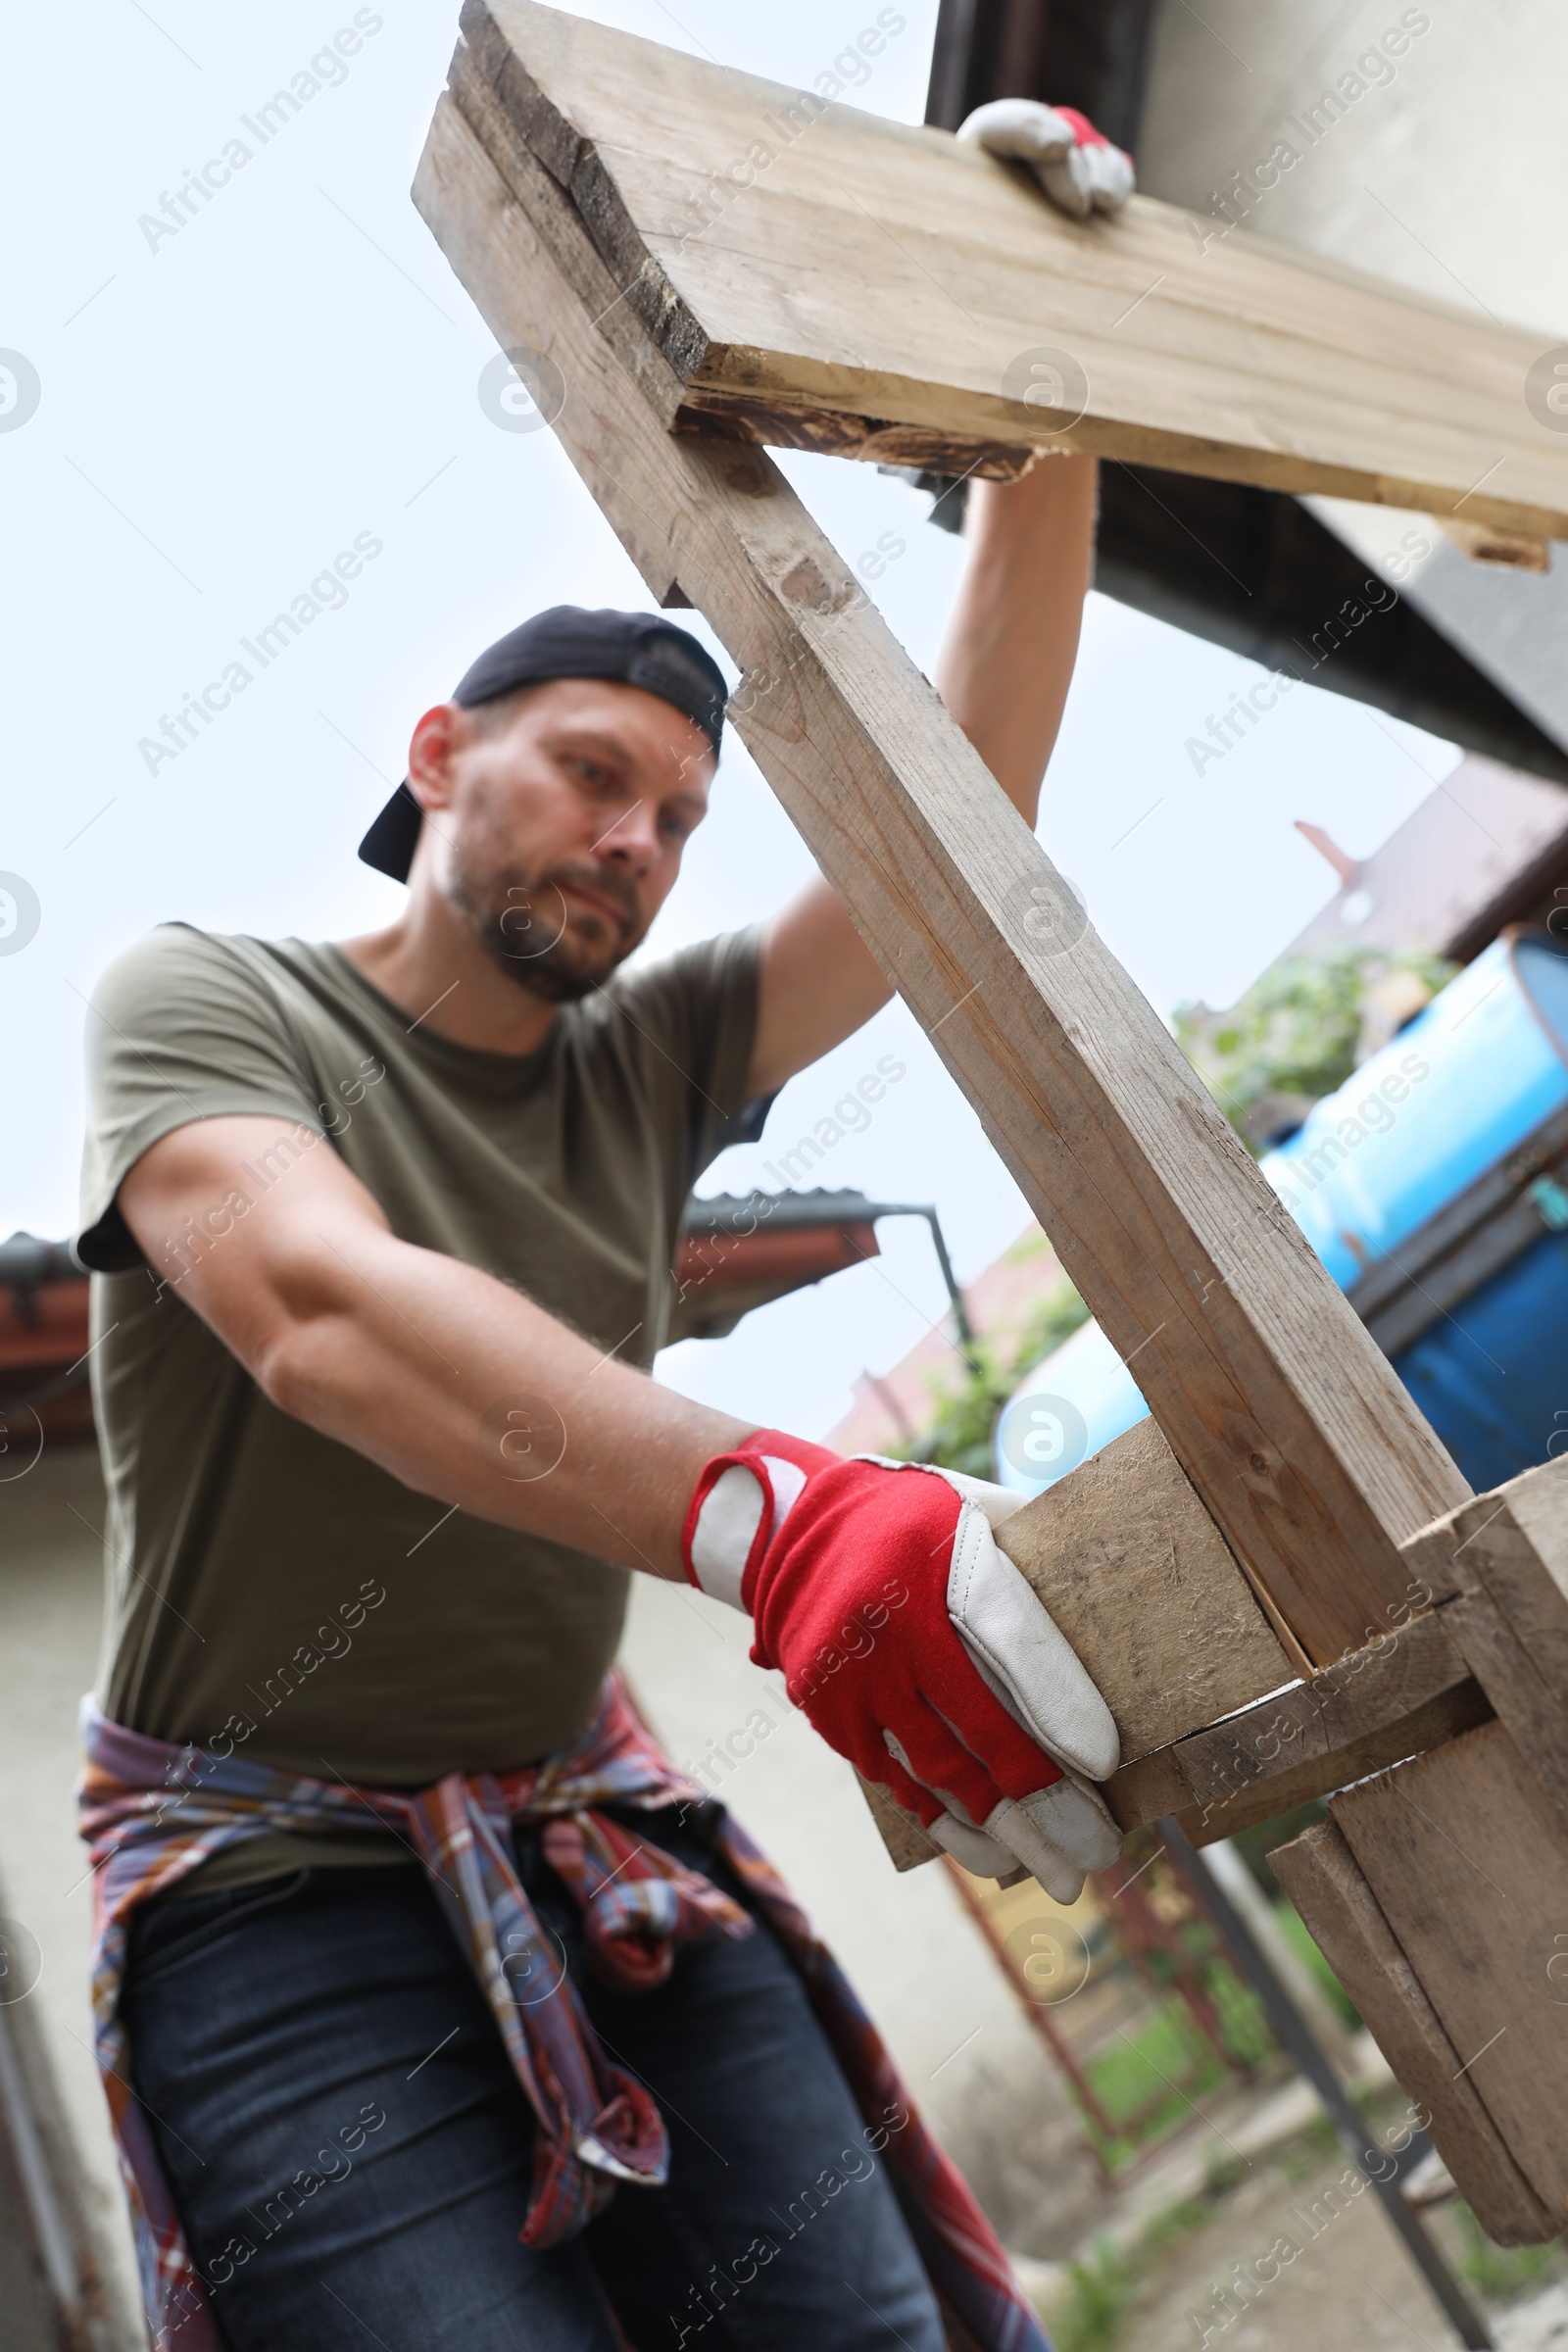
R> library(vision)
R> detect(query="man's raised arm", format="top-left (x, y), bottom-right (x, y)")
top-left (746, 452), bottom-right (1098, 1098)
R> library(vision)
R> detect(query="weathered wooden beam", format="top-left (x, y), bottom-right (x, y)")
top-left (1403, 1455), bottom-right (1568, 1823)
top-left (416, 38), bottom-right (1568, 2227)
top-left (459, 0), bottom-right (1568, 542)
top-left (1329, 1720), bottom-right (1568, 2237)
top-left (1272, 1816), bottom-right (1557, 2247)
top-left (865, 1580), bottom-right (1492, 1868)
top-left (1261, 1463), bottom-right (1568, 2245)
top-left (988, 1416), bottom-right (1295, 1746)
top-left (416, 49), bottom-right (1470, 1679)
top-left (866, 1454), bottom-right (1568, 1868)
top-left (858, 1415), bottom-right (1293, 1865)
top-left (1106, 1603), bottom-right (1490, 1842)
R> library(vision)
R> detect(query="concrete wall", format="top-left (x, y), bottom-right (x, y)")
top-left (1136, 0), bottom-right (1568, 331)
top-left (0, 1445), bottom-right (140, 2340)
top-left (1134, 0), bottom-right (1568, 752)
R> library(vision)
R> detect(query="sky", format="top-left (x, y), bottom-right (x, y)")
top-left (2, 0), bottom-right (1461, 1439)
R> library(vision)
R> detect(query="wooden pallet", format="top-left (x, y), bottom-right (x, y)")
top-left (413, 1), bottom-right (1568, 2243)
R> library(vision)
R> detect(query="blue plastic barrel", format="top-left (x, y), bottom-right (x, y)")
top-left (995, 933), bottom-right (1568, 1499)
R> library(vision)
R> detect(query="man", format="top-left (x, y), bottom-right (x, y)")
top-left (79, 448), bottom-right (1108, 2351)
top-left (76, 94), bottom-right (1138, 2352)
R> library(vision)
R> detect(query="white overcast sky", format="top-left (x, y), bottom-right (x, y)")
top-left (3, 0), bottom-right (1460, 1438)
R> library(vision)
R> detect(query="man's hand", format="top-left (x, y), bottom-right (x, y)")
top-left (957, 100), bottom-right (1135, 219)
top-left (683, 1430), bottom-right (1123, 1901)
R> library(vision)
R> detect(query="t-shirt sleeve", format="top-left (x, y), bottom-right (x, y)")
top-left (604, 924), bottom-right (766, 1188)
top-left (77, 925), bottom-right (324, 1273)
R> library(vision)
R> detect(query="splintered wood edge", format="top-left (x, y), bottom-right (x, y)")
top-left (1439, 518), bottom-right (1552, 570)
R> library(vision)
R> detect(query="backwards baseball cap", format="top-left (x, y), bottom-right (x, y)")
top-left (357, 605), bottom-right (729, 883)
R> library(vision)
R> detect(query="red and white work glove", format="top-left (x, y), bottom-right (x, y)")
top-left (681, 1431), bottom-right (1124, 1903)
top-left (956, 100), bottom-right (1135, 219)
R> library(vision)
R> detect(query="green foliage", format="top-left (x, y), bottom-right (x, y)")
top-left (901, 1276), bottom-right (1089, 1477)
top-left (1013, 1277), bottom-right (1094, 1371)
top-left (1051, 2242), bottom-right (1135, 2352)
top-left (902, 1338), bottom-right (1016, 1479)
top-left (1174, 946), bottom-right (1453, 1150)
top-left (1042, 2188), bottom-right (1237, 2351)
top-left (1203, 1957), bottom-right (1276, 2072)
top-left (1084, 2002), bottom-right (1223, 2134)
top-left (1144, 2193), bottom-right (1212, 2254)
top-left (1449, 2205), bottom-right (1561, 2302)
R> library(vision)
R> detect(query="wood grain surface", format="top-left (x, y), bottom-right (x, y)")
top-left (1330, 1721), bottom-right (1568, 2231)
top-left (463, 0), bottom-right (1568, 539)
top-left (993, 1417), bottom-right (1291, 1757)
top-left (1105, 1603), bottom-right (1491, 1842)
top-left (1404, 1456), bottom-right (1568, 1822)
top-left (1272, 1816), bottom-right (1556, 2246)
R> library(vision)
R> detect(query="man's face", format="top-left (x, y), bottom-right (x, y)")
top-left (406, 676), bottom-right (714, 1003)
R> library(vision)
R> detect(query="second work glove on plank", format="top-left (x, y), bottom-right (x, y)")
top-left (957, 100), bottom-right (1135, 219)
top-left (682, 1431), bottom-right (1123, 1902)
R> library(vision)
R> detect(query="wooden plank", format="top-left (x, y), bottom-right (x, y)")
top-left (1403, 1450), bottom-right (1568, 1611)
top-left (855, 1415), bottom-right (1290, 1870)
top-left (858, 1773), bottom-right (940, 1872)
top-left (1272, 1818), bottom-right (1556, 2246)
top-left (1443, 1588), bottom-right (1568, 1829)
top-left (461, 0), bottom-right (1568, 541)
top-left (1331, 1720), bottom-right (1568, 2226)
top-left (862, 1584), bottom-right (1491, 1869)
top-left (1104, 1604), bottom-right (1484, 1833)
top-left (416, 58), bottom-right (1471, 1679)
top-left (1402, 1456), bottom-right (1568, 1823)
top-left (1111, 1621), bottom-right (1490, 1845)
top-left (1440, 519), bottom-right (1552, 572)
top-left (990, 1416), bottom-right (1294, 1750)
top-left (1508, 1450), bottom-right (1568, 1590)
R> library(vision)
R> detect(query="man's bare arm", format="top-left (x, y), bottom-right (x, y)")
top-left (118, 1116), bottom-right (753, 1579)
top-left (746, 453), bottom-right (1097, 1099)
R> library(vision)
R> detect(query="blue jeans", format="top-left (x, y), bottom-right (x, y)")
top-left (123, 1803), bottom-right (948, 2350)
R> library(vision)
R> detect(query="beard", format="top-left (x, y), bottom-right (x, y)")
top-left (449, 853), bottom-right (647, 1004)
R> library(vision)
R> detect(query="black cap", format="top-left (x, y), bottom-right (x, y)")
top-left (358, 606), bottom-right (729, 883)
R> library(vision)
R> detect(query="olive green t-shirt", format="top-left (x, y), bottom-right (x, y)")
top-left (78, 922), bottom-right (761, 1888)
